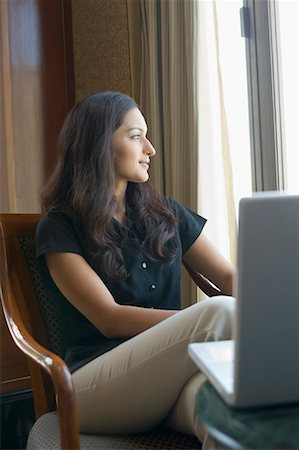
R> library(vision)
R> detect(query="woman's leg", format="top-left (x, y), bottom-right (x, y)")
top-left (72, 296), bottom-right (235, 435)
top-left (163, 372), bottom-right (207, 440)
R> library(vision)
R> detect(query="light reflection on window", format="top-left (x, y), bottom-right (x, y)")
top-left (277, 1), bottom-right (299, 194)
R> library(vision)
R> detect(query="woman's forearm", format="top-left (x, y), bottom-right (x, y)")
top-left (104, 304), bottom-right (178, 339)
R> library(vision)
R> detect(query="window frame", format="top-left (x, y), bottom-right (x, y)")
top-left (242, 0), bottom-right (286, 192)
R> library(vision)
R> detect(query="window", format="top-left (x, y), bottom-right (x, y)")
top-left (243, 0), bottom-right (299, 194)
top-left (217, 0), bottom-right (252, 207)
top-left (197, 0), bottom-right (297, 266)
top-left (197, 1), bottom-right (252, 263)
top-left (276, 0), bottom-right (299, 194)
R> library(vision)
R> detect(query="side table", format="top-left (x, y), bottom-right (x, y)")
top-left (196, 381), bottom-right (299, 449)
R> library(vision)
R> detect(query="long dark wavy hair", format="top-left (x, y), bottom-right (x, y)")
top-left (41, 92), bottom-right (177, 278)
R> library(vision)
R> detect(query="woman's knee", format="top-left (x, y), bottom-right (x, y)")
top-left (187, 296), bottom-right (235, 341)
top-left (207, 295), bottom-right (235, 315)
top-left (203, 295), bottom-right (235, 340)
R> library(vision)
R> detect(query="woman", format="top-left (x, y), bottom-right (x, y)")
top-left (36, 91), bottom-right (235, 445)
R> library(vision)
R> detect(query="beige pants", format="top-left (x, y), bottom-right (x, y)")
top-left (72, 296), bottom-right (235, 444)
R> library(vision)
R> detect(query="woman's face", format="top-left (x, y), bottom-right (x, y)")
top-left (112, 108), bottom-right (156, 194)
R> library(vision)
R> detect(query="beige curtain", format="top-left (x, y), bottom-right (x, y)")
top-left (197, 1), bottom-right (237, 264)
top-left (127, 0), bottom-right (238, 305)
top-left (128, 0), bottom-right (200, 307)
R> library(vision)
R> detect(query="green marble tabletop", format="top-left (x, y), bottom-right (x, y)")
top-left (196, 381), bottom-right (299, 449)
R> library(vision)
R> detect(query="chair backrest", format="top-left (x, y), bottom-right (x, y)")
top-left (0, 213), bottom-right (80, 449)
top-left (19, 234), bottom-right (65, 358)
top-left (0, 214), bottom-right (57, 417)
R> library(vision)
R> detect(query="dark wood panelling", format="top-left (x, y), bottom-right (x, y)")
top-left (0, 0), bottom-right (75, 213)
top-left (1, 308), bottom-right (31, 394)
top-left (0, 0), bottom-right (75, 396)
top-left (38, 0), bottom-right (75, 178)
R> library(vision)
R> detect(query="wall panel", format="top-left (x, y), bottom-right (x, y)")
top-left (0, 0), bottom-right (74, 397)
top-left (72, 0), bottom-right (131, 100)
top-left (0, 0), bottom-right (74, 213)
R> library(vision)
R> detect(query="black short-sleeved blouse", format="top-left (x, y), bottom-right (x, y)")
top-left (36, 199), bottom-right (206, 372)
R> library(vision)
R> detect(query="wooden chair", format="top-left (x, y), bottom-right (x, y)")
top-left (0, 213), bottom-right (220, 450)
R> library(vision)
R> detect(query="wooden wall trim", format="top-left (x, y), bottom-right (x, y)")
top-left (127, 0), bottom-right (141, 102)
top-left (61, 0), bottom-right (75, 111)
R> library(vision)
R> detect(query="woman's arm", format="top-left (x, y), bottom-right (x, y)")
top-left (45, 252), bottom-right (177, 339)
top-left (183, 234), bottom-right (235, 296)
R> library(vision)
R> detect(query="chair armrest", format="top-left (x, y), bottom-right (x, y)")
top-left (183, 261), bottom-right (222, 297)
top-left (1, 289), bottom-right (80, 450)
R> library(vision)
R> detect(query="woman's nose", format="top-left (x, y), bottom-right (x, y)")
top-left (145, 138), bottom-right (156, 156)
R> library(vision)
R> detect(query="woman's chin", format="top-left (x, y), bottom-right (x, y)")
top-left (132, 173), bottom-right (150, 183)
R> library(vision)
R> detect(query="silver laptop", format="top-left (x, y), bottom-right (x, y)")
top-left (188, 191), bottom-right (299, 407)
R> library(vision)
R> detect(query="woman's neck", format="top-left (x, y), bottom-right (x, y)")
top-left (114, 203), bottom-right (126, 225)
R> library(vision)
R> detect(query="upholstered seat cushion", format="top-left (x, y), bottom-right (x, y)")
top-left (26, 412), bottom-right (201, 450)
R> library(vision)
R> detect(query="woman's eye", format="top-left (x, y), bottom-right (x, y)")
top-left (130, 134), bottom-right (141, 140)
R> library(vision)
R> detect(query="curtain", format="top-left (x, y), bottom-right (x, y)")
top-left (127, 0), bottom-right (238, 305)
top-left (197, 1), bottom-right (237, 264)
top-left (128, 0), bottom-right (200, 307)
